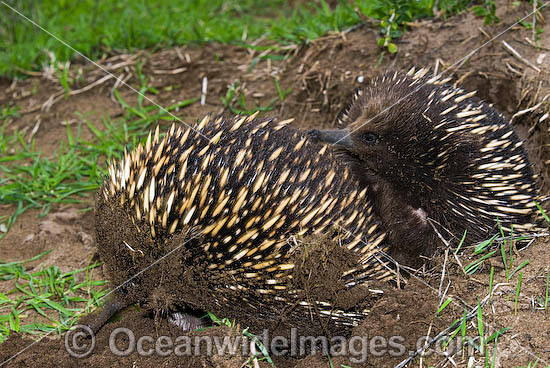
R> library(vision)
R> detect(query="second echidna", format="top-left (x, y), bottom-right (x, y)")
top-left (93, 114), bottom-right (395, 336)
top-left (309, 68), bottom-right (545, 265)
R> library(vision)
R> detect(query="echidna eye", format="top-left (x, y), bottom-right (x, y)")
top-left (361, 133), bottom-right (378, 145)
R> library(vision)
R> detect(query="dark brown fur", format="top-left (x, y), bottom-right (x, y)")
top-left (310, 70), bottom-right (545, 265)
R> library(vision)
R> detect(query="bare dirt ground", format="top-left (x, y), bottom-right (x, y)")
top-left (1, 1), bottom-right (550, 367)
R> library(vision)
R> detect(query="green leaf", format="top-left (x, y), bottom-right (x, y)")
top-left (437, 297), bottom-right (453, 314)
top-left (486, 327), bottom-right (509, 344)
top-left (510, 260), bottom-right (529, 278)
top-left (474, 234), bottom-right (497, 255)
top-left (535, 202), bottom-right (550, 223)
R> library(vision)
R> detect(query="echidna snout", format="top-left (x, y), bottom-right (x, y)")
top-left (308, 129), bottom-right (353, 148)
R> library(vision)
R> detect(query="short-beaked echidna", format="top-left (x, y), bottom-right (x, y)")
top-left (309, 69), bottom-right (545, 264)
top-left (93, 114), bottom-right (395, 336)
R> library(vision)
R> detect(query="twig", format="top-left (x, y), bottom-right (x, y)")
top-left (14, 67), bottom-right (43, 77)
top-left (112, 73), bottom-right (128, 90)
top-left (201, 76), bottom-right (208, 106)
top-left (152, 67), bottom-right (187, 75)
top-left (478, 27), bottom-right (490, 39)
top-left (426, 219), bottom-right (453, 304)
top-left (427, 218), bottom-right (452, 247)
top-left (452, 252), bottom-right (466, 275)
top-left (42, 73), bottom-right (115, 112)
top-left (502, 40), bottom-right (541, 73)
top-left (20, 104), bottom-right (42, 115)
top-left (41, 92), bottom-right (63, 112)
top-left (420, 322), bottom-right (434, 368)
top-left (71, 73), bottom-right (114, 96)
top-left (101, 58), bottom-right (138, 72)
top-left (174, 46), bottom-right (185, 63)
top-left (27, 119), bottom-right (41, 143)
top-left (506, 62), bottom-right (523, 77)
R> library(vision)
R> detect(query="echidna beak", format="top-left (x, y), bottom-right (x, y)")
top-left (307, 129), bottom-right (354, 149)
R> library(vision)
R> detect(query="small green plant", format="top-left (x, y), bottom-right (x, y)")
top-left (134, 60), bottom-right (159, 97)
top-left (208, 312), bottom-right (273, 365)
top-left (437, 0), bottom-right (472, 19)
top-left (377, 10), bottom-right (400, 54)
top-left (356, 0), bottom-right (433, 54)
top-left (220, 80), bottom-right (241, 112)
top-left (437, 297), bottom-right (453, 314)
top-left (489, 333), bottom-right (499, 368)
top-left (535, 201), bottom-right (550, 223)
top-left (514, 272), bottom-right (523, 316)
top-left (498, 226), bottom-right (529, 282)
top-left (464, 220), bottom-right (529, 278)
top-left (220, 78), bottom-right (291, 115)
top-left (464, 235), bottom-right (497, 275)
top-left (441, 301), bottom-right (509, 364)
top-left (519, 19), bottom-right (544, 42)
top-left (472, 0), bottom-right (500, 25)
top-left (454, 230), bottom-right (467, 254)
top-left (474, 300), bottom-right (509, 365)
top-left (443, 307), bottom-right (467, 350)
top-left (274, 78), bottom-right (292, 102)
top-left (460, 308), bottom-right (467, 350)
top-left (55, 61), bottom-right (71, 97)
top-left (0, 105), bottom-right (20, 121)
top-left (0, 250), bottom-right (107, 342)
top-left (207, 312), bottom-right (236, 328)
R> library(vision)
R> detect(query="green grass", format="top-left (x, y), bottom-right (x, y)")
top-left (0, 105), bottom-right (19, 121)
top-left (520, 361), bottom-right (540, 368)
top-left (208, 312), bottom-right (273, 365)
top-left (437, 218), bottom-right (542, 366)
top-left (463, 234), bottom-right (498, 274)
top-left (0, 250), bottom-right (107, 343)
top-left (1, 0), bottom-right (475, 77)
top-left (439, 299), bottom-right (509, 367)
top-left (463, 220), bottom-right (531, 277)
top-left (220, 77), bottom-right (291, 114)
top-left (0, 89), bottom-right (199, 233)
top-left (514, 272), bottom-right (523, 316)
